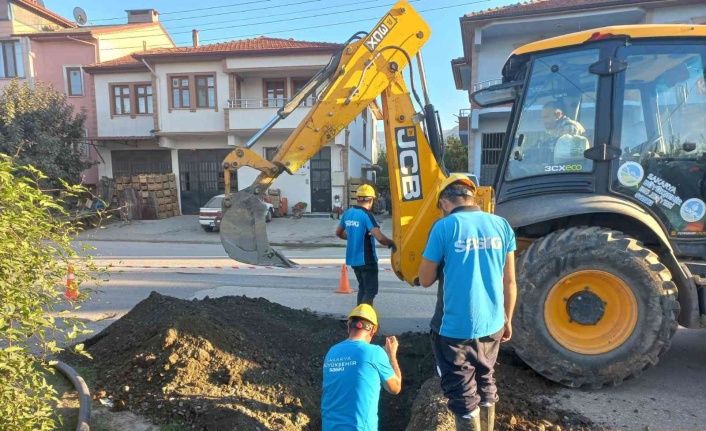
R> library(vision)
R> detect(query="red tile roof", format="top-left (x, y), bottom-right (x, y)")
top-left (13, 0), bottom-right (76, 28)
top-left (84, 37), bottom-right (341, 71)
top-left (136, 36), bottom-right (341, 57)
top-left (466, 0), bottom-right (653, 20)
top-left (85, 54), bottom-right (144, 70)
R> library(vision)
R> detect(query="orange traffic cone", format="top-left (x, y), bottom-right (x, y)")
top-left (335, 264), bottom-right (353, 294)
top-left (65, 266), bottom-right (78, 300)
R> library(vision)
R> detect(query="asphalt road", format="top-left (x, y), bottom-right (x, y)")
top-left (72, 241), bottom-right (706, 431)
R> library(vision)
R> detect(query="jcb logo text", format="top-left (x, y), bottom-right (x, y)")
top-left (396, 127), bottom-right (423, 201)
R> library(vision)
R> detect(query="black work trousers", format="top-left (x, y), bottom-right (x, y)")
top-left (430, 329), bottom-right (502, 416)
top-left (352, 263), bottom-right (379, 305)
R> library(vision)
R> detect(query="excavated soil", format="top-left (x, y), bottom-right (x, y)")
top-left (62, 292), bottom-right (603, 431)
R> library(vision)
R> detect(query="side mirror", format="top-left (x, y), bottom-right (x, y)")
top-left (471, 81), bottom-right (522, 108)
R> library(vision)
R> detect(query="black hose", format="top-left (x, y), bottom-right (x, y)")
top-left (54, 360), bottom-right (91, 431)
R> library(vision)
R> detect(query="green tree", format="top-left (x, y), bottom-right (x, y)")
top-left (443, 135), bottom-right (469, 173)
top-left (0, 154), bottom-right (96, 430)
top-left (0, 80), bottom-right (92, 186)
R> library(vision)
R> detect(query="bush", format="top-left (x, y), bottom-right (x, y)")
top-left (0, 154), bottom-right (98, 430)
top-left (0, 79), bottom-right (93, 188)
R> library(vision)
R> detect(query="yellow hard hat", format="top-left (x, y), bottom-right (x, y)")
top-left (347, 304), bottom-right (378, 328)
top-left (357, 184), bottom-right (377, 198)
top-left (437, 174), bottom-right (477, 201)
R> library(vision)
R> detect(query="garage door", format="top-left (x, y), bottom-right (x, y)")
top-left (112, 150), bottom-right (172, 178)
top-left (178, 149), bottom-right (238, 214)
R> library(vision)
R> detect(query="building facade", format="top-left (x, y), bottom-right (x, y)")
top-left (0, 0), bottom-right (76, 95)
top-left (84, 37), bottom-right (379, 214)
top-left (1, 2), bottom-right (174, 185)
top-left (452, 0), bottom-right (706, 185)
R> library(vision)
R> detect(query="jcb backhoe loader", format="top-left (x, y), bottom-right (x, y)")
top-left (219, 1), bottom-right (706, 388)
top-left (471, 25), bottom-right (706, 388)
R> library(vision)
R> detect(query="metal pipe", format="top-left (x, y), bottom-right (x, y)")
top-left (141, 58), bottom-right (163, 134)
top-left (244, 114), bottom-right (281, 149)
top-left (141, 57), bottom-right (156, 75)
top-left (416, 52), bottom-right (431, 106)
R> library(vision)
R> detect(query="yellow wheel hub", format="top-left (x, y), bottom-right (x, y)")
top-left (544, 270), bottom-right (638, 355)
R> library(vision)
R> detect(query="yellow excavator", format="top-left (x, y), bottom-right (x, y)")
top-left (219, 1), bottom-right (494, 284)
top-left (220, 1), bottom-right (706, 388)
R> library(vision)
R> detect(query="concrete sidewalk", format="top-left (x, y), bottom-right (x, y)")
top-left (77, 214), bottom-right (393, 247)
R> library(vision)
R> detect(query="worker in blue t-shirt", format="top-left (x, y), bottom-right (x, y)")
top-left (336, 184), bottom-right (396, 305)
top-left (321, 304), bottom-right (402, 431)
top-left (418, 174), bottom-right (518, 431)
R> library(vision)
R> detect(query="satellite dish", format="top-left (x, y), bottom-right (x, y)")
top-left (73, 7), bottom-right (87, 26)
top-left (36, 0), bottom-right (45, 6)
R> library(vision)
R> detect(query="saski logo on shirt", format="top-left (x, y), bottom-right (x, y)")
top-left (454, 237), bottom-right (503, 252)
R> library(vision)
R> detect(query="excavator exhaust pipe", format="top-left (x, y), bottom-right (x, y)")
top-left (219, 190), bottom-right (296, 268)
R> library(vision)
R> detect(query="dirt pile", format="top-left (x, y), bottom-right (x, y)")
top-left (63, 292), bottom-right (603, 431)
top-left (397, 338), bottom-right (600, 431)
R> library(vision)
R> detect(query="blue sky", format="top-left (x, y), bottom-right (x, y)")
top-left (47, 0), bottom-right (519, 131)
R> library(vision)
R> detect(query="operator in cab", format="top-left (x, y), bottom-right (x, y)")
top-left (541, 101), bottom-right (589, 165)
top-left (541, 101), bottom-right (585, 138)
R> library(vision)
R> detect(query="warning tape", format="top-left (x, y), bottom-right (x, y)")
top-left (110, 264), bottom-right (393, 271)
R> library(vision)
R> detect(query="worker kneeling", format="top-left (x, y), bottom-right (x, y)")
top-left (321, 304), bottom-right (402, 431)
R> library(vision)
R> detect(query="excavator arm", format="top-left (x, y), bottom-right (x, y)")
top-left (219, 0), bottom-right (493, 285)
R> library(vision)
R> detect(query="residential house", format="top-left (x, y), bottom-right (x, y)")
top-left (83, 36), bottom-right (380, 214)
top-left (7, 6), bottom-right (174, 185)
top-left (0, 0), bottom-right (76, 93)
top-left (452, 0), bottom-right (706, 185)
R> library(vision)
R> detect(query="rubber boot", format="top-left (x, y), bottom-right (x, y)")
top-left (479, 402), bottom-right (495, 431)
top-left (454, 407), bottom-right (481, 431)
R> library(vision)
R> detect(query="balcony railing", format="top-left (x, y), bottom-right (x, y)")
top-left (472, 79), bottom-right (503, 92)
top-left (227, 97), bottom-right (317, 109)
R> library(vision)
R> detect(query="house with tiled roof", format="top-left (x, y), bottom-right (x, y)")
top-left (1, 2), bottom-right (174, 185)
top-left (83, 35), bottom-right (381, 215)
top-left (452, 0), bottom-right (706, 185)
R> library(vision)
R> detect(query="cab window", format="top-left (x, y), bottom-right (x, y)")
top-left (506, 49), bottom-right (598, 180)
top-left (613, 44), bottom-right (706, 237)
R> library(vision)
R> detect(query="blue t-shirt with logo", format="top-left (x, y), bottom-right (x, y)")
top-left (321, 340), bottom-right (394, 431)
top-left (422, 207), bottom-right (516, 339)
top-left (339, 206), bottom-right (379, 267)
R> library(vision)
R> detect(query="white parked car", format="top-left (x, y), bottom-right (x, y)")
top-left (199, 194), bottom-right (274, 232)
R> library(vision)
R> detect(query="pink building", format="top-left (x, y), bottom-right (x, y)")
top-left (2, 2), bottom-right (174, 186)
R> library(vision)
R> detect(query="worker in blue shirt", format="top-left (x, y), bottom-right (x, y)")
top-left (321, 304), bottom-right (402, 431)
top-left (418, 174), bottom-right (518, 431)
top-left (336, 184), bottom-right (396, 305)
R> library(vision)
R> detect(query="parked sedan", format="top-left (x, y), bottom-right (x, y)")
top-left (199, 194), bottom-right (274, 232)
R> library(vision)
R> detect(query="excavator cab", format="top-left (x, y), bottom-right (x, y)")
top-left (473, 26), bottom-right (706, 387)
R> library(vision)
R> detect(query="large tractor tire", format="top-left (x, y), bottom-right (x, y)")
top-left (513, 227), bottom-right (679, 388)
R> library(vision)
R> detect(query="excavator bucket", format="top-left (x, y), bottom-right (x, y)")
top-left (219, 190), bottom-right (296, 268)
